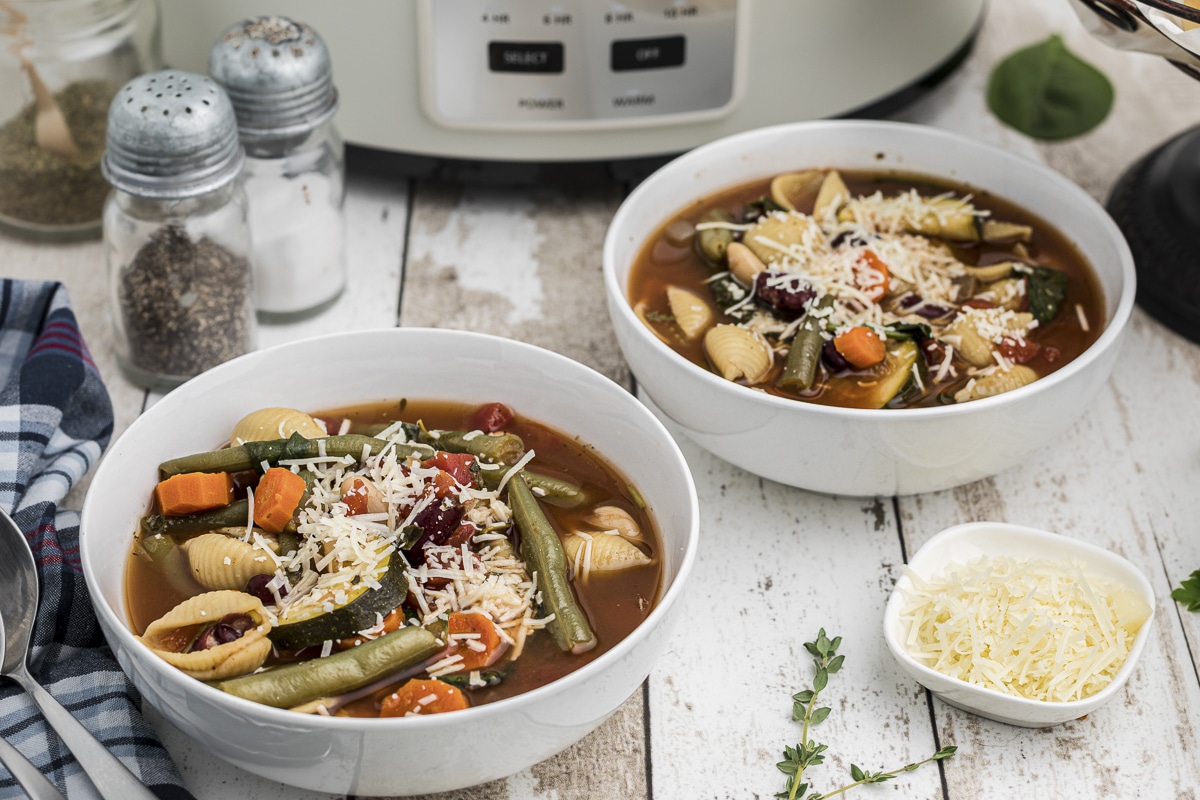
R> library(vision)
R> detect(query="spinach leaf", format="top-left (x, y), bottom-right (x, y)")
top-left (710, 275), bottom-right (755, 322)
top-left (1019, 265), bottom-right (1069, 323)
top-left (883, 322), bottom-right (932, 342)
top-left (987, 35), bottom-right (1113, 141)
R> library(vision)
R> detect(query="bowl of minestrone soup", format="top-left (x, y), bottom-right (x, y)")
top-left (602, 120), bottom-right (1135, 495)
top-left (80, 327), bottom-right (699, 795)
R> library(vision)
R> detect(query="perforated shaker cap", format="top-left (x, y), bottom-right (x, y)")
top-left (208, 16), bottom-right (339, 140)
top-left (102, 71), bottom-right (245, 199)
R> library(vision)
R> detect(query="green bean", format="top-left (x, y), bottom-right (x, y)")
top-left (507, 473), bottom-right (596, 654)
top-left (159, 433), bottom-right (419, 476)
top-left (140, 499), bottom-right (250, 537)
top-left (697, 208), bottom-right (735, 265)
top-left (778, 296), bottom-right (834, 391)
top-left (213, 626), bottom-right (441, 709)
top-left (480, 468), bottom-right (589, 508)
top-left (418, 430), bottom-right (525, 466)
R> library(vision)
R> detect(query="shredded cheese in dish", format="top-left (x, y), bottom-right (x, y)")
top-left (898, 556), bottom-right (1151, 703)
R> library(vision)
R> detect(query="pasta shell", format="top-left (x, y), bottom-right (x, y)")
top-left (231, 407), bottom-right (325, 447)
top-left (704, 325), bottom-right (774, 383)
top-left (563, 531), bottom-right (652, 579)
top-left (943, 317), bottom-right (995, 368)
top-left (954, 365), bottom-right (1038, 403)
top-left (977, 278), bottom-right (1026, 312)
top-left (583, 505), bottom-right (643, 542)
top-left (140, 590), bottom-right (272, 681)
top-left (666, 286), bottom-right (713, 340)
top-left (743, 212), bottom-right (823, 265)
top-left (726, 242), bottom-right (766, 288)
top-left (770, 170), bottom-right (824, 212)
top-left (182, 533), bottom-right (278, 592)
top-left (813, 170), bottom-right (850, 220)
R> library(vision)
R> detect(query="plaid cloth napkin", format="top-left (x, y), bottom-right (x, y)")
top-left (0, 280), bottom-right (193, 800)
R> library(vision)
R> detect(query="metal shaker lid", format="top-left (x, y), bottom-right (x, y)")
top-left (207, 16), bottom-right (339, 140)
top-left (102, 71), bottom-right (244, 199)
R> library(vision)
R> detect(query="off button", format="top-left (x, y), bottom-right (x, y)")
top-left (611, 36), bottom-right (686, 72)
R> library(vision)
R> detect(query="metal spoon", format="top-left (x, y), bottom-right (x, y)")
top-left (0, 508), bottom-right (159, 800)
top-left (0, 614), bottom-right (69, 800)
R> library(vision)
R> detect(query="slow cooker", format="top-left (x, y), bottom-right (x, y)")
top-left (159, 0), bottom-right (986, 162)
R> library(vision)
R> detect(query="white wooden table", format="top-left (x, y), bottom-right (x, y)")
top-left (5, 2), bottom-right (1200, 798)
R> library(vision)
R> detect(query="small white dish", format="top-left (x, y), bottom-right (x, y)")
top-left (883, 521), bottom-right (1155, 728)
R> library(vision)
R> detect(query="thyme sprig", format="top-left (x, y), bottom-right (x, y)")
top-left (776, 630), bottom-right (956, 800)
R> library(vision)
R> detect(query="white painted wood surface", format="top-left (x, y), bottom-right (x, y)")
top-left (4, 1), bottom-right (1200, 798)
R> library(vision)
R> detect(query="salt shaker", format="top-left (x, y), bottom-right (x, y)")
top-left (101, 70), bottom-right (255, 391)
top-left (208, 16), bottom-right (346, 321)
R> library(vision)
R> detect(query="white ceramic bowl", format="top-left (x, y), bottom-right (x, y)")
top-left (882, 522), bottom-right (1155, 728)
top-left (602, 120), bottom-right (1136, 496)
top-left (79, 328), bottom-right (699, 796)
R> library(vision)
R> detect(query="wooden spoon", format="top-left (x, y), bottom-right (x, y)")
top-left (20, 56), bottom-right (81, 160)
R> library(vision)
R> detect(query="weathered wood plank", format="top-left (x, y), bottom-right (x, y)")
top-left (646, 412), bottom-right (942, 800)
top-left (400, 176), bottom-right (628, 384)
top-left (891, 4), bottom-right (1200, 798)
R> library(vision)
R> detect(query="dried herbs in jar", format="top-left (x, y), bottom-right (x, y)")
top-left (0, 80), bottom-right (115, 231)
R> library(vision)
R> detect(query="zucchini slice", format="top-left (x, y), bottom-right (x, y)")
top-left (268, 553), bottom-right (408, 650)
top-left (823, 340), bottom-right (920, 409)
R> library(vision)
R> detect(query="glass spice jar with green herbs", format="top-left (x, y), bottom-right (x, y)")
top-left (0, 0), bottom-right (160, 240)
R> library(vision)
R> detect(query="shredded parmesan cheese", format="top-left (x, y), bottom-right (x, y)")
top-left (898, 556), bottom-right (1150, 702)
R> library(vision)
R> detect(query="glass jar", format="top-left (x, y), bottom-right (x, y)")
top-left (102, 70), bottom-right (254, 391)
top-left (241, 119), bottom-right (346, 321)
top-left (208, 16), bottom-right (346, 321)
top-left (0, 0), bottom-right (161, 240)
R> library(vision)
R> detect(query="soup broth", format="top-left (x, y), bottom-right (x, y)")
top-left (628, 170), bottom-right (1105, 409)
top-left (126, 399), bottom-right (661, 716)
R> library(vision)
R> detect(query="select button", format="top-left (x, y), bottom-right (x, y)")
top-left (611, 35), bottom-right (685, 71)
top-left (488, 41), bottom-right (564, 74)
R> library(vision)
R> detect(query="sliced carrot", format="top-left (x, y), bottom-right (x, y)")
top-left (155, 471), bottom-right (234, 516)
top-left (833, 326), bottom-right (887, 369)
top-left (379, 678), bottom-right (469, 717)
top-left (253, 467), bottom-right (307, 534)
top-left (447, 611), bottom-right (507, 671)
top-left (855, 250), bottom-right (890, 303)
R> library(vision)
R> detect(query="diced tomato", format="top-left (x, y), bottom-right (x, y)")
top-left (469, 402), bottom-right (514, 433)
top-left (342, 476), bottom-right (371, 516)
top-left (997, 335), bottom-right (1040, 364)
top-left (854, 250), bottom-right (890, 303)
top-left (446, 521), bottom-right (477, 548)
top-left (380, 679), bottom-right (469, 717)
top-left (422, 452), bottom-right (477, 489)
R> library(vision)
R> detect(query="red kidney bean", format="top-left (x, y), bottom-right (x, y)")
top-left (821, 338), bottom-right (850, 372)
top-left (192, 613), bottom-right (256, 651)
top-left (754, 272), bottom-right (816, 319)
top-left (245, 574), bottom-right (285, 605)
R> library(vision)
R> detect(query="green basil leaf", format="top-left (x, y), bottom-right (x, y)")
top-left (987, 34), bottom-right (1114, 141)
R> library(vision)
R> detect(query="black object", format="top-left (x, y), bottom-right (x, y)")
top-left (1106, 124), bottom-right (1200, 344)
top-left (611, 36), bottom-right (686, 71)
top-left (487, 41), bottom-right (564, 73)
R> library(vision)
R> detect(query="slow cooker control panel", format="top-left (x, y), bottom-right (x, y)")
top-left (418, 0), bottom-right (740, 129)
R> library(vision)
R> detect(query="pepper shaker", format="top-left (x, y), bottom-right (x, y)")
top-left (208, 16), bottom-right (346, 321)
top-left (102, 70), bottom-right (256, 391)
